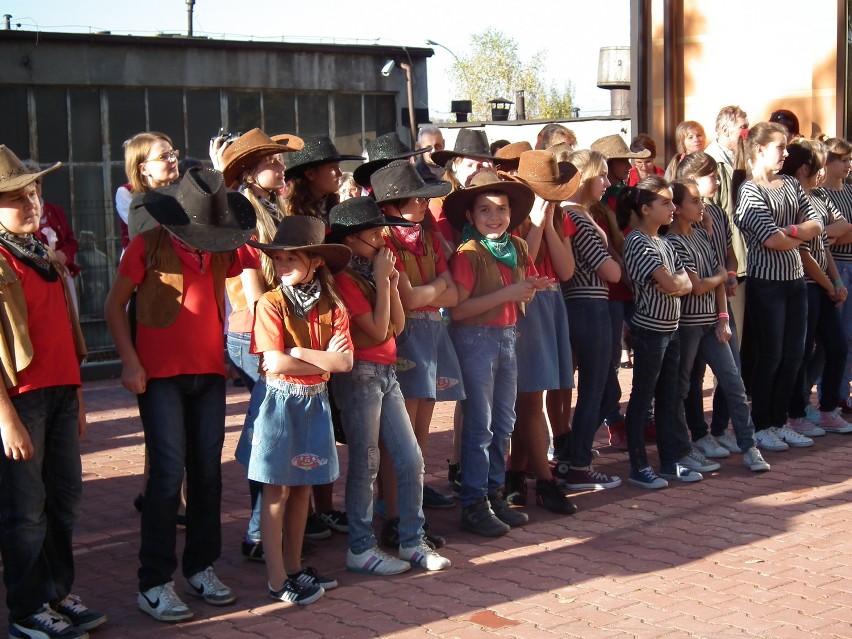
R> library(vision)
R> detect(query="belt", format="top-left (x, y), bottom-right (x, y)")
top-left (405, 310), bottom-right (443, 321)
top-left (263, 376), bottom-right (327, 396)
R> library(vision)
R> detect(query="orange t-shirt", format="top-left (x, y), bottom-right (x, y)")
top-left (334, 273), bottom-right (397, 365)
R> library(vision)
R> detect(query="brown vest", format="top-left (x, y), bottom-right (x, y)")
top-left (339, 268), bottom-right (396, 349)
top-left (382, 228), bottom-right (438, 287)
top-left (136, 227), bottom-right (234, 329)
top-left (454, 235), bottom-right (530, 326)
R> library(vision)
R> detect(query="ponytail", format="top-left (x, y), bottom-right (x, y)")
top-left (615, 175), bottom-right (670, 230)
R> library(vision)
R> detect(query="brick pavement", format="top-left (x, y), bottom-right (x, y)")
top-left (12, 368), bottom-right (852, 638)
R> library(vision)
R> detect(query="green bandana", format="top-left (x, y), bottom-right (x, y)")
top-left (462, 223), bottom-right (517, 269)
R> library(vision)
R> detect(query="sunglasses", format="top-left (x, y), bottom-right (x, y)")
top-left (145, 150), bottom-right (180, 163)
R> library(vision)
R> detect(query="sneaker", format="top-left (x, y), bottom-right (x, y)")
top-left (317, 510), bottom-right (348, 533)
top-left (742, 447), bottom-right (771, 472)
top-left (399, 541), bottom-right (452, 571)
top-left (304, 513), bottom-right (332, 540)
top-left (423, 522), bottom-right (446, 549)
top-left (447, 460), bottom-right (461, 495)
top-left (137, 582), bottom-right (193, 623)
top-left (10, 606), bottom-right (87, 639)
top-left (839, 398), bottom-right (852, 414)
top-left (347, 546), bottom-right (411, 575)
top-left (289, 566), bottom-right (338, 591)
top-left (54, 595), bottom-right (106, 631)
top-left (787, 416), bottom-right (825, 437)
top-left (678, 448), bottom-right (721, 473)
top-left (487, 491), bottom-right (528, 527)
top-left (659, 463), bottom-right (704, 482)
top-left (775, 424), bottom-right (814, 448)
top-left (627, 466), bottom-right (669, 489)
top-left (133, 493), bottom-right (144, 513)
top-left (504, 470), bottom-right (528, 506)
top-left (423, 485), bottom-right (455, 509)
top-left (460, 497), bottom-right (510, 537)
top-left (714, 431), bottom-right (742, 454)
top-left (805, 404), bottom-right (821, 424)
top-left (692, 434), bottom-right (730, 458)
top-left (560, 465), bottom-right (622, 490)
top-left (535, 479), bottom-right (578, 515)
top-left (754, 427), bottom-right (789, 451)
top-left (241, 539), bottom-right (264, 562)
top-left (269, 578), bottom-right (324, 605)
top-left (605, 419), bottom-right (628, 449)
top-left (185, 567), bottom-right (236, 606)
top-left (819, 408), bottom-right (852, 434)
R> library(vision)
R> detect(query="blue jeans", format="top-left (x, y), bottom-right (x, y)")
top-left (601, 300), bottom-right (628, 423)
top-left (0, 386), bottom-right (81, 623)
top-left (746, 277), bottom-right (807, 430)
top-left (331, 361), bottom-right (425, 553)
top-left (625, 326), bottom-right (684, 469)
top-left (565, 298), bottom-right (611, 466)
top-left (677, 324), bottom-right (755, 452)
top-left (836, 261), bottom-right (852, 399)
top-left (451, 325), bottom-right (518, 508)
top-left (226, 331), bottom-right (260, 392)
top-left (136, 374), bottom-right (226, 591)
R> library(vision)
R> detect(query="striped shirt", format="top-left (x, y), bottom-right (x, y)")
top-left (803, 191), bottom-right (839, 283)
top-left (699, 203), bottom-right (732, 272)
top-left (816, 184), bottom-right (852, 263)
top-left (665, 229), bottom-right (719, 326)
top-left (623, 230), bottom-right (684, 332)
top-left (734, 175), bottom-right (812, 281)
top-left (561, 210), bottom-right (610, 300)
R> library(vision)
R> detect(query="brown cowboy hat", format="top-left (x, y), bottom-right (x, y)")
top-left (247, 215), bottom-right (351, 273)
top-left (0, 146), bottom-right (61, 193)
top-left (499, 150), bottom-right (581, 202)
top-left (590, 134), bottom-right (651, 160)
top-left (221, 128), bottom-right (303, 186)
top-left (492, 141), bottom-right (533, 171)
top-left (270, 133), bottom-right (305, 150)
top-left (442, 170), bottom-right (534, 233)
top-left (132, 167), bottom-right (256, 253)
top-left (430, 129), bottom-right (497, 167)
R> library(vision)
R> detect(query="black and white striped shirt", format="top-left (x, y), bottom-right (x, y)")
top-left (623, 230), bottom-right (684, 332)
top-left (665, 229), bottom-right (720, 326)
top-left (734, 175), bottom-right (812, 281)
top-left (562, 210), bottom-right (610, 300)
top-left (803, 191), bottom-right (840, 283)
top-left (700, 203), bottom-right (731, 272)
top-left (816, 184), bottom-right (852, 263)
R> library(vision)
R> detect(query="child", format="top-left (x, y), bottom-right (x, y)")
top-left (0, 146), bottom-right (104, 639)
top-left (104, 168), bottom-right (255, 622)
top-left (245, 216), bottom-right (353, 604)
top-left (666, 179), bottom-right (770, 472)
top-left (327, 196), bottom-right (451, 574)
top-left (443, 171), bottom-right (553, 536)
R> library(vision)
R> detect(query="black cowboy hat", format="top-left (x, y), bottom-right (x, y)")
top-left (430, 129), bottom-right (497, 167)
top-left (284, 136), bottom-right (363, 179)
top-left (370, 161), bottom-right (451, 204)
top-left (326, 196), bottom-right (414, 244)
top-left (442, 170), bottom-right (534, 233)
top-left (352, 132), bottom-right (429, 188)
top-left (247, 216), bottom-right (351, 273)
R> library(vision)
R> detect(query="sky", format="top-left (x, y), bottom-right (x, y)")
top-left (4, 0), bottom-right (631, 120)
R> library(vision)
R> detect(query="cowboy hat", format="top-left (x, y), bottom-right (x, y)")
top-left (326, 196), bottom-right (414, 244)
top-left (370, 161), bottom-right (451, 204)
top-left (131, 167), bottom-right (256, 253)
top-left (247, 215), bottom-right (350, 273)
top-left (590, 134), bottom-right (651, 160)
top-left (284, 136), bottom-right (363, 179)
top-left (221, 128), bottom-right (303, 186)
top-left (270, 133), bottom-right (305, 150)
top-left (442, 170), bottom-right (534, 233)
top-left (353, 132), bottom-right (429, 188)
top-left (492, 141), bottom-right (533, 171)
top-left (499, 150), bottom-right (580, 202)
top-left (0, 146), bottom-right (61, 193)
top-left (430, 129), bottom-right (497, 167)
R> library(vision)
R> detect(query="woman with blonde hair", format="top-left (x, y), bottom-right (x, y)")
top-left (124, 132), bottom-right (180, 239)
top-left (665, 121), bottom-right (707, 180)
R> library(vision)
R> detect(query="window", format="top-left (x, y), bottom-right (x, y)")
top-left (263, 91), bottom-right (296, 136)
top-left (228, 91), bottom-right (261, 136)
top-left (35, 87), bottom-right (68, 162)
top-left (0, 87), bottom-right (30, 157)
top-left (107, 89), bottom-right (146, 158)
top-left (186, 90), bottom-right (220, 159)
top-left (147, 89), bottom-right (185, 149)
top-left (297, 93), bottom-right (329, 138)
top-left (70, 89), bottom-right (101, 163)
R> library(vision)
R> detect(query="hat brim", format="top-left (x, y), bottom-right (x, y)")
top-left (246, 239), bottom-right (352, 274)
top-left (353, 149), bottom-right (429, 187)
top-left (499, 162), bottom-right (582, 203)
top-left (270, 134), bottom-right (305, 150)
top-left (374, 180), bottom-right (452, 203)
top-left (430, 150), bottom-right (496, 168)
top-left (492, 157), bottom-right (521, 171)
top-left (285, 155), bottom-right (365, 180)
top-left (222, 144), bottom-right (291, 186)
top-left (325, 214), bottom-right (415, 244)
top-left (1, 162), bottom-right (61, 193)
top-left (442, 180), bottom-right (534, 233)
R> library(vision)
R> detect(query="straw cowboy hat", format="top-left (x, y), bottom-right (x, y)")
top-left (326, 196), bottom-right (414, 244)
top-left (430, 129), bottom-right (497, 167)
top-left (247, 215), bottom-right (351, 273)
top-left (284, 136), bottom-right (363, 179)
top-left (590, 134), bottom-right (651, 160)
top-left (0, 146), bottom-right (60, 192)
top-left (353, 132), bottom-right (429, 187)
top-left (221, 128), bottom-right (303, 186)
top-left (370, 161), bottom-right (451, 204)
top-left (499, 150), bottom-right (580, 202)
top-left (442, 170), bottom-right (534, 232)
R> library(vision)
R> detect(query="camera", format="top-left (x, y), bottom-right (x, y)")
top-left (211, 128), bottom-right (241, 145)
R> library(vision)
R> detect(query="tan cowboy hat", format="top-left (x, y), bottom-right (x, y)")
top-left (500, 150), bottom-right (580, 202)
top-left (442, 170), bottom-right (534, 233)
top-left (270, 133), bottom-right (305, 150)
top-left (221, 128), bottom-right (303, 186)
top-left (0, 146), bottom-right (61, 193)
top-left (247, 215), bottom-right (351, 273)
top-left (492, 141), bottom-right (533, 170)
top-left (590, 134), bottom-right (651, 160)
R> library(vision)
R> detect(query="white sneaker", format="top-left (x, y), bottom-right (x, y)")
top-left (692, 434), bottom-right (730, 458)
top-left (399, 541), bottom-right (452, 571)
top-left (679, 448), bottom-right (721, 472)
top-left (775, 424), bottom-right (814, 448)
top-left (138, 582), bottom-right (193, 622)
top-left (805, 404), bottom-right (821, 424)
top-left (742, 447), bottom-right (771, 472)
top-left (347, 546), bottom-right (411, 575)
top-left (714, 431), bottom-right (742, 454)
top-left (787, 416), bottom-right (825, 437)
top-left (819, 408), bottom-right (852, 434)
top-left (754, 427), bottom-right (789, 452)
top-left (186, 566), bottom-right (235, 605)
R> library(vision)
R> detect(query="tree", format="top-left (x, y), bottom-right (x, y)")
top-left (451, 28), bottom-right (575, 122)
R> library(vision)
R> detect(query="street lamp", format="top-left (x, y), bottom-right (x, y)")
top-left (424, 39), bottom-right (460, 63)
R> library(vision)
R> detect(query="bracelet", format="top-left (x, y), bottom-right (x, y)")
top-left (726, 271), bottom-right (737, 278)
top-left (717, 312), bottom-right (729, 320)
top-left (788, 225), bottom-right (798, 238)
top-left (834, 279), bottom-right (844, 286)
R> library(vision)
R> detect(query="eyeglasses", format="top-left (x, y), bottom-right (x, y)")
top-left (145, 150), bottom-right (180, 163)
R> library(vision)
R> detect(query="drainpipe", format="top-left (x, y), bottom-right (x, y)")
top-left (186, 0), bottom-right (195, 37)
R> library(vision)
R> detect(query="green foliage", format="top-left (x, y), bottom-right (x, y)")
top-left (451, 28), bottom-right (574, 121)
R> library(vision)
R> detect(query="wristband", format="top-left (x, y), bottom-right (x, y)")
top-left (717, 312), bottom-right (729, 320)
top-left (727, 271), bottom-right (737, 278)
top-left (835, 280), bottom-right (844, 286)
top-left (788, 225), bottom-right (798, 238)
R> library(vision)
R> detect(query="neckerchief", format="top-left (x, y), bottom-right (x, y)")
top-left (0, 229), bottom-right (58, 281)
top-left (461, 223), bottom-right (517, 269)
top-left (282, 278), bottom-right (321, 320)
top-left (349, 254), bottom-right (376, 287)
top-left (390, 223), bottom-right (425, 256)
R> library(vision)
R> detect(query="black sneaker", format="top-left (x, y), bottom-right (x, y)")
top-left (269, 579), bottom-right (324, 606)
top-left (53, 595), bottom-right (106, 632)
top-left (504, 470), bottom-right (528, 506)
top-left (289, 566), bottom-right (338, 590)
top-left (447, 460), bottom-right (461, 495)
top-left (423, 522), bottom-right (446, 549)
top-left (381, 516), bottom-right (437, 550)
top-left (535, 479), bottom-right (578, 515)
top-left (10, 605), bottom-right (88, 639)
top-left (304, 513), bottom-right (331, 540)
top-left (317, 510), bottom-right (348, 533)
top-left (460, 497), bottom-right (510, 537)
top-left (241, 539), bottom-right (264, 562)
top-left (487, 491), bottom-right (528, 527)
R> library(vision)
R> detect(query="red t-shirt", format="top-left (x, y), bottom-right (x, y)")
top-left (251, 294), bottom-right (352, 385)
top-left (0, 247), bottom-right (80, 396)
top-left (333, 273), bottom-right (397, 365)
top-left (385, 230), bottom-right (449, 312)
top-left (119, 234), bottom-right (242, 379)
top-left (227, 243), bottom-right (263, 333)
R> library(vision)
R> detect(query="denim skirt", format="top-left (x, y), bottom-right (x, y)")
top-left (515, 287), bottom-right (574, 393)
top-left (394, 314), bottom-right (465, 401)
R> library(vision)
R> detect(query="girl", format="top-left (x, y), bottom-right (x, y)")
top-left (734, 122), bottom-right (822, 451)
top-left (616, 176), bottom-right (696, 488)
top-left (554, 150), bottom-right (623, 490)
top-left (665, 121), bottom-right (707, 179)
top-left (666, 179), bottom-right (770, 472)
top-left (245, 215), bottom-right (353, 605)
